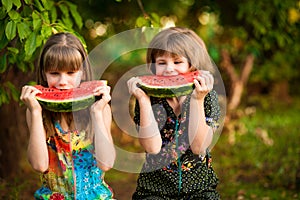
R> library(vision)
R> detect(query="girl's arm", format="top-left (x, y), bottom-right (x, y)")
top-left (127, 77), bottom-right (162, 154)
top-left (20, 86), bottom-right (49, 172)
top-left (91, 85), bottom-right (115, 171)
top-left (188, 71), bottom-right (215, 155)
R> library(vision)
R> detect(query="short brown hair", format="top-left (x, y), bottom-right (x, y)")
top-left (146, 27), bottom-right (214, 74)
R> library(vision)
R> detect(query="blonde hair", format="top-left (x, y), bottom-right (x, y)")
top-left (36, 33), bottom-right (92, 138)
top-left (147, 27), bottom-right (215, 74)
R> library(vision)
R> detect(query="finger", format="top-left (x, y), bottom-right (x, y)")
top-left (31, 88), bottom-right (42, 96)
top-left (127, 77), bottom-right (139, 94)
top-left (93, 86), bottom-right (110, 96)
top-left (201, 72), bottom-right (213, 91)
top-left (199, 72), bottom-right (214, 91)
top-left (200, 70), bottom-right (210, 74)
top-left (102, 94), bottom-right (111, 103)
top-left (20, 86), bottom-right (33, 100)
top-left (193, 79), bottom-right (202, 92)
top-left (197, 76), bottom-right (206, 88)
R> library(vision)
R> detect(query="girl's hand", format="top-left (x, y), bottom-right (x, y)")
top-left (91, 85), bottom-right (111, 112)
top-left (20, 85), bottom-right (42, 112)
top-left (127, 77), bottom-right (149, 101)
top-left (192, 70), bottom-right (214, 100)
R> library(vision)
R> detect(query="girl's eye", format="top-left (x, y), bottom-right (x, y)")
top-left (49, 72), bottom-right (59, 75)
top-left (67, 71), bottom-right (75, 74)
top-left (174, 61), bottom-right (183, 64)
top-left (157, 62), bottom-right (166, 65)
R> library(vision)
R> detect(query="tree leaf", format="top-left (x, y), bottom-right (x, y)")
top-left (17, 61), bottom-right (27, 72)
top-left (17, 22), bottom-right (31, 41)
top-left (0, 54), bottom-right (7, 73)
top-left (40, 0), bottom-right (53, 11)
top-left (41, 25), bottom-right (52, 39)
top-left (8, 10), bottom-right (20, 21)
top-left (32, 11), bottom-right (42, 30)
top-left (58, 3), bottom-right (69, 17)
top-left (136, 16), bottom-right (149, 27)
top-left (24, 0), bottom-right (32, 5)
top-left (2, 0), bottom-right (13, 12)
top-left (24, 32), bottom-right (37, 58)
top-left (34, 0), bottom-right (45, 12)
top-left (7, 47), bottom-right (19, 54)
top-left (0, 87), bottom-right (10, 106)
top-left (0, 7), bottom-right (7, 20)
top-left (5, 21), bottom-right (17, 40)
top-left (50, 6), bottom-right (57, 22)
top-left (12, 0), bottom-right (22, 9)
top-left (66, 2), bottom-right (83, 29)
top-left (62, 16), bottom-right (73, 28)
top-left (0, 20), bottom-right (9, 49)
top-left (5, 81), bottom-right (20, 102)
top-left (0, 34), bottom-right (9, 49)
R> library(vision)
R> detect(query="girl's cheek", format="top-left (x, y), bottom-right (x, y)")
top-left (154, 67), bottom-right (164, 75)
top-left (75, 71), bottom-right (83, 86)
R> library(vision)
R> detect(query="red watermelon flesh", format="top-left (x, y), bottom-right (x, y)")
top-left (138, 71), bottom-right (200, 97)
top-left (139, 71), bottom-right (199, 87)
top-left (35, 80), bottom-right (107, 112)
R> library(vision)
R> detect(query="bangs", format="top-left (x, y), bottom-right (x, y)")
top-left (149, 33), bottom-right (193, 63)
top-left (43, 45), bottom-right (83, 72)
top-left (151, 49), bottom-right (183, 60)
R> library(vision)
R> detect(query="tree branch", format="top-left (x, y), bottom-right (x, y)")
top-left (220, 49), bottom-right (238, 82)
top-left (137, 0), bottom-right (149, 19)
top-left (241, 54), bottom-right (255, 84)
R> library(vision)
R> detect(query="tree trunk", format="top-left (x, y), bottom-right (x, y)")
top-left (0, 68), bottom-right (34, 178)
top-left (220, 50), bottom-right (255, 112)
top-left (228, 81), bottom-right (243, 111)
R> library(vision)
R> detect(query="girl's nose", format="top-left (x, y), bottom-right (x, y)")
top-left (164, 63), bottom-right (175, 74)
top-left (58, 74), bottom-right (68, 86)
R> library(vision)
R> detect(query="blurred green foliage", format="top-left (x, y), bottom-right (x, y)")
top-left (75, 0), bottom-right (299, 95)
top-left (0, 0), bottom-right (84, 106)
top-left (1, 0), bottom-right (299, 106)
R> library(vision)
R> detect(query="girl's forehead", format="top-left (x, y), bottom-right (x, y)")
top-left (155, 51), bottom-right (184, 59)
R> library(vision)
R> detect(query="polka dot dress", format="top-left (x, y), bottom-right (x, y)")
top-left (132, 90), bottom-right (221, 199)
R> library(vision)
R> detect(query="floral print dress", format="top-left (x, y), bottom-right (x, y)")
top-left (132, 91), bottom-right (221, 200)
top-left (34, 121), bottom-right (114, 200)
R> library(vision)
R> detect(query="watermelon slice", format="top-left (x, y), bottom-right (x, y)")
top-left (34, 80), bottom-right (107, 112)
top-left (138, 71), bottom-right (199, 97)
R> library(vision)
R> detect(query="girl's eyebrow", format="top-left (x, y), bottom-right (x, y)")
top-left (155, 57), bottom-right (166, 61)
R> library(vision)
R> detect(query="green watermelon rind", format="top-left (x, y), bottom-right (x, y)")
top-left (35, 80), bottom-right (107, 112)
top-left (139, 83), bottom-right (194, 97)
top-left (138, 71), bottom-right (199, 98)
top-left (36, 95), bottom-right (95, 112)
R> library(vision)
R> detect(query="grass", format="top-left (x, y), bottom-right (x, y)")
top-left (212, 96), bottom-right (300, 199)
